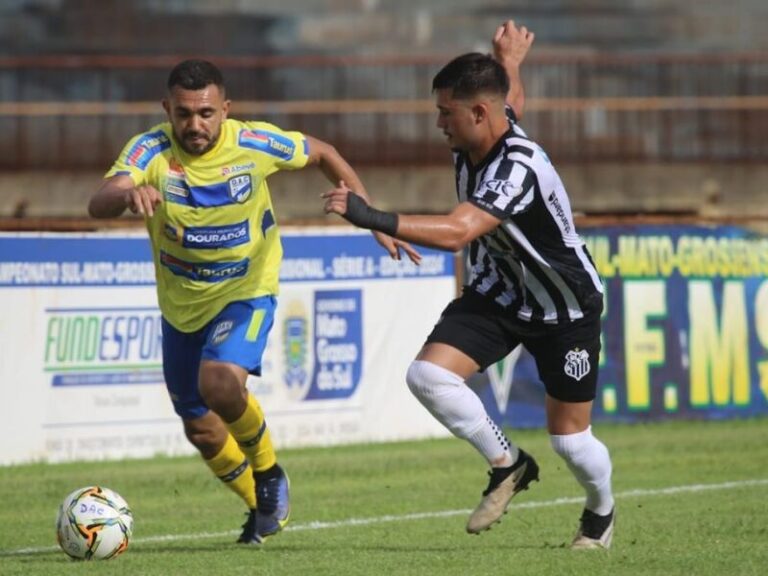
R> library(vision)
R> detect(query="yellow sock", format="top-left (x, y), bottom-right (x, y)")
top-left (227, 394), bottom-right (277, 473)
top-left (204, 434), bottom-right (256, 509)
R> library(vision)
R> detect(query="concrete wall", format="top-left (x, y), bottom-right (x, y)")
top-left (2, 162), bottom-right (762, 221)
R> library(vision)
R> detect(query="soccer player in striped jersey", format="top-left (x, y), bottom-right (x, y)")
top-left (89, 59), bottom-right (418, 545)
top-left (323, 20), bottom-right (615, 549)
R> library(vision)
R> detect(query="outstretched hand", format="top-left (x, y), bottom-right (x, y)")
top-left (493, 19), bottom-right (534, 67)
top-left (126, 185), bottom-right (163, 217)
top-left (374, 233), bottom-right (422, 265)
top-left (322, 181), bottom-right (351, 218)
top-left (322, 181), bottom-right (421, 265)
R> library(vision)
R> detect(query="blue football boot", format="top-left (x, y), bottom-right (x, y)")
top-left (255, 464), bottom-right (290, 539)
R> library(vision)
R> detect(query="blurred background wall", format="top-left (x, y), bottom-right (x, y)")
top-left (1, 0), bottom-right (767, 222)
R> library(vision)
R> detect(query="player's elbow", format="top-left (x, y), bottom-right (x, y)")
top-left (87, 198), bottom-right (108, 219)
top-left (312, 139), bottom-right (340, 166)
top-left (441, 224), bottom-right (473, 253)
top-left (88, 196), bottom-right (120, 219)
top-left (87, 199), bottom-right (102, 218)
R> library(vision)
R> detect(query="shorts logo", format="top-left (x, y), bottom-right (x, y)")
top-left (228, 175), bottom-right (252, 203)
top-left (211, 320), bottom-right (234, 345)
top-left (564, 348), bottom-right (591, 381)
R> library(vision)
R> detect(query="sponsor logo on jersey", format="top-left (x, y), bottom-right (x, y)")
top-left (168, 157), bottom-right (185, 178)
top-left (479, 179), bottom-right (521, 208)
top-left (165, 183), bottom-right (189, 198)
top-left (165, 156), bottom-right (190, 198)
top-left (547, 192), bottom-right (572, 233)
top-left (182, 220), bottom-right (250, 249)
top-left (221, 161), bottom-right (256, 176)
top-left (564, 348), bottom-right (591, 381)
top-left (228, 174), bottom-right (252, 203)
top-left (164, 224), bottom-right (179, 242)
top-left (483, 179), bottom-right (522, 198)
top-left (238, 129), bottom-right (296, 160)
top-left (159, 251), bottom-right (249, 283)
top-left (126, 131), bottom-right (171, 170)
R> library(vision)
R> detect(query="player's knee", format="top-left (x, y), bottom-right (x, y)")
top-left (406, 360), bottom-right (451, 401)
top-left (198, 361), bottom-right (247, 419)
top-left (184, 426), bottom-right (220, 457)
top-left (406, 360), bottom-right (484, 437)
top-left (406, 360), bottom-right (428, 399)
top-left (550, 427), bottom-right (593, 463)
top-left (183, 414), bottom-right (228, 458)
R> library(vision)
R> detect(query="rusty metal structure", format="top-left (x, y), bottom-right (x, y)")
top-left (1, 52), bottom-right (767, 169)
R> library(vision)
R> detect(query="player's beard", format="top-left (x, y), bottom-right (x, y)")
top-left (179, 129), bottom-right (219, 155)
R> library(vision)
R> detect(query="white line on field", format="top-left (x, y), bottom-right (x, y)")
top-left (4, 477), bottom-right (767, 556)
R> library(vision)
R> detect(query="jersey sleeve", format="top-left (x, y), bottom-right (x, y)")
top-left (104, 128), bottom-right (171, 185)
top-left (468, 160), bottom-right (536, 219)
top-left (239, 121), bottom-right (309, 174)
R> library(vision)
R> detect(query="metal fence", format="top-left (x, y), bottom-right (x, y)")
top-left (1, 53), bottom-right (767, 169)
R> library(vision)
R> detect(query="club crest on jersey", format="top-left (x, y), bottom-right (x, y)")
top-left (564, 348), bottom-right (591, 381)
top-left (228, 174), bottom-right (252, 203)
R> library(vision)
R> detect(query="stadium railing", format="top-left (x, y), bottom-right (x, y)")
top-left (0, 52), bottom-right (767, 168)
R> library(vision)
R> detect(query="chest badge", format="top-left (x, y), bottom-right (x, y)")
top-left (228, 174), bottom-right (252, 203)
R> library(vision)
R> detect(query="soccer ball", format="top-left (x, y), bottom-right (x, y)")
top-left (55, 486), bottom-right (133, 560)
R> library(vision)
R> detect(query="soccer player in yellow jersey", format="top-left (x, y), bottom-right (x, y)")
top-left (88, 59), bottom-right (418, 544)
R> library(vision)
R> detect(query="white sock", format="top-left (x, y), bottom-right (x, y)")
top-left (550, 426), bottom-right (614, 515)
top-left (406, 360), bottom-right (518, 466)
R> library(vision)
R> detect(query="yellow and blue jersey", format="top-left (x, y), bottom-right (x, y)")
top-left (105, 118), bottom-right (309, 332)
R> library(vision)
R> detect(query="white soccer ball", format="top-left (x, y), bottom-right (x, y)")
top-left (55, 486), bottom-right (133, 560)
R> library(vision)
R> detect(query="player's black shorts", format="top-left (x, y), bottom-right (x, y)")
top-left (425, 289), bottom-right (602, 402)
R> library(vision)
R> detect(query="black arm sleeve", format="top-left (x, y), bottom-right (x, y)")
top-left (343, 192), bottom-right (399, 236)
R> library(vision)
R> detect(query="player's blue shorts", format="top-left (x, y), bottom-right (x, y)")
top-left (161, 295), bottom-right (276, 420)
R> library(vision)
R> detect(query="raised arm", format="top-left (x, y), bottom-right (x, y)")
top-left (492, 20), bottom-right (535, 121)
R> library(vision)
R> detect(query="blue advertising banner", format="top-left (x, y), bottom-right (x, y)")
top-left (0, 229), bottom-right (456, 463)
top-left (470, 225), bottom-right (768, 427)
top-left (0, 231), bottom-right (453, 394)
top-left (0, 232), bottom-right (451, 286)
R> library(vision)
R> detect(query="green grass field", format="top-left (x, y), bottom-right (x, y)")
top-left (1, 418), bottom-right (767, 576)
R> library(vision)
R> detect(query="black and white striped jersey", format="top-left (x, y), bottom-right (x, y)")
top-left (454, 111), bottom-right (603, 325)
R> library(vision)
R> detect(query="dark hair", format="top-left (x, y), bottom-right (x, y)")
top-left (167, 59), bottom-right (225, 91)
top-left (432, 52), bottom-right (509, 100)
